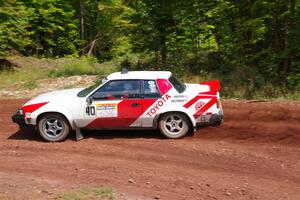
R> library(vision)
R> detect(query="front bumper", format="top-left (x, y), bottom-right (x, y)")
top-left (12, 112), bottom-right (33, 128)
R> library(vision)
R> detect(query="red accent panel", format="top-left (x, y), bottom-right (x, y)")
top-left (86, 99), bottom-right (156, 128)
top-left (200, 80), bottom-right (220, 91)
top-left (156, 79), bottom-right (172, 95)
top-left (199, 91), bottom-right (217, 95)
top-left (183, 96), bottom-right (201, 108)
top-left (22, 102), bottom-right (48, 113)
top-left (193, 97), bottom-right (217, 119)
top-left (184, 95), bottom-right (215, 109)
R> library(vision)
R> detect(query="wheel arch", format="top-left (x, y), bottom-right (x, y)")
top-left (36, 111), bottom-right (74, 130)
top-left (153, 110), bottom-right (195, 129)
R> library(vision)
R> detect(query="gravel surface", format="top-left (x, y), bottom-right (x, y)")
top-left (0, 99), bottom-right (299, 199)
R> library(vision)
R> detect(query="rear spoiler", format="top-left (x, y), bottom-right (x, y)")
top-left (200, 80), bottom-right (221, 92)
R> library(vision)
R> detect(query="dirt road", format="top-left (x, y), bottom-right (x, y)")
top-left (0, 99), bottom-right (300, 200)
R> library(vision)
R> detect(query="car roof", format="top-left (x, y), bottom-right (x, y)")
top-left (107, 71), bottom-right (172, 80)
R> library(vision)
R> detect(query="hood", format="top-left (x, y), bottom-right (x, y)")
top-left (24, 88), bottom-right (84, 106)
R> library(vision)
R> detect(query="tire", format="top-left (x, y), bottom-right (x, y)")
top-left (38, 113), bottom-right (70, 142)
top-left (158, 112), bottom-right (190, 139)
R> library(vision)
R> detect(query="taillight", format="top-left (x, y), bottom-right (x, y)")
top-left (216, 99), bottom-right (220, 109)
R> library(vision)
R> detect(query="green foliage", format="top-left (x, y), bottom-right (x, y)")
top-left (24, 80), bottom-right (37, 89)
top-left (0, 0), bottom-right (299, 99)
top-left (81, 0), bottom-right (135, 60)
top-left (20, 0), bottom-right (81, 57)
top-left (119, 53), bottom-right (157, 71)
top-left (48, 56), bottom-right (117, 77)
top-left (0, 1), bottom-right (32, 55)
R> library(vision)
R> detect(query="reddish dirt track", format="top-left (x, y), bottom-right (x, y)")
top-left (0, 99), bottom-right (300, 200)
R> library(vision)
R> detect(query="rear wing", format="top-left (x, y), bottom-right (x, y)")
top-left (199, 80), bottom-right (221, 96)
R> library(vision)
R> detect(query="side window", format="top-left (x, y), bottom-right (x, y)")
top-left (143, 80), bottom-right (160, 98)
top-left (92, 80), bottom-right (141, 100)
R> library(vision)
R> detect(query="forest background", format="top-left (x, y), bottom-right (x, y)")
top-left (0, 0), bottom-right (299, 99)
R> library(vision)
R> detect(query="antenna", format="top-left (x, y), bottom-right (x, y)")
top-left (121, 67), bottom-right (128, 74)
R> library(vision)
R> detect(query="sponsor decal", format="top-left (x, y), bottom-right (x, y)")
top-left (171, 99), bottom-right (186, 103)
top-left (195, 101), bottom-right (205, 111)
top-left (146, 94), bottom-right (171, 117)
top-left (147, 80), bottom-right (158, 93)
top-left (193, 98), bottom-right (217, 119)
top-left (174, 95), bottom-right (186, 98)
top-left (96, 103), bottom-right (118, 118)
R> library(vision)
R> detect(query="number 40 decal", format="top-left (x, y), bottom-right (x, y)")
top-left (86, 106), bottom-right (96, 116)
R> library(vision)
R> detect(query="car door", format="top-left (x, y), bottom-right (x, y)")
top-left (84, 79), bottom-right (144, 128)
top-left (141, 80), bottom-right (162, 127)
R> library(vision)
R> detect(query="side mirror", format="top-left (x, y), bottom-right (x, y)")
top-left (86, 96), bottom-right (93, 104)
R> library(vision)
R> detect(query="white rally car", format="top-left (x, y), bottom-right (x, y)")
top-left (12, 71), bottom-right (223, 142)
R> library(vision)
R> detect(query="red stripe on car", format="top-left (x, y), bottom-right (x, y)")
top-left (22, 102), bottom-right (48, 113)
top-left (183, 95), bottom-right (201, 108)
top-left (184, 95), bottom-right (215, 109)
top-left (193, 98), bottom-right (217, 119)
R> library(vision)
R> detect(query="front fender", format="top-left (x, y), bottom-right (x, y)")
top-left (30, 105), bottom-right (75, 130)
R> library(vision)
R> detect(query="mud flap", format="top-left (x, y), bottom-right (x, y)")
top-left (75, 126), bottom-right (84, 141)
top-left (193, 127), bottom-right (197, 132)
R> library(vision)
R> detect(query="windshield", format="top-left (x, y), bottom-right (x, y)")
top-left (77, 79), bottom-right (103, 97)
top-left (168, 75), bottom-right (186, 93)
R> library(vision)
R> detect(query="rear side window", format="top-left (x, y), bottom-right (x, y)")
top-left (92, 80), bottom-right (141, 100)
top-left (143, 80), bottom-right (160, 98)
top-left (168, 75), bottom-right (186, 93)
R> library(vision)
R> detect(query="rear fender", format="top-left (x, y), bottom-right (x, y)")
top-left (154, 106), bottom-right (196, 128)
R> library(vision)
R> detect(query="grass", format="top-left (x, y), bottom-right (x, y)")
top-left (48, 57), bottom-right (117, 78)
top-left (0, 56), bottom-right (117, 90)
top-left (24, 80), bottom-right (38, 89)
top-left (59, 187), bottom-right (114, 200)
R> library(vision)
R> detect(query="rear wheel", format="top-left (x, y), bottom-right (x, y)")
top-left (38, 113), bottom-right (70, 142)
top-left (159, 112), bottom-right (190, 139)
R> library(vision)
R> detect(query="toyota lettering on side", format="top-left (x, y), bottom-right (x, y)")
top-left (12, 70), bottom-right (224, 142)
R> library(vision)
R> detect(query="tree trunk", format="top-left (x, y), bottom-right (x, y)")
top-left (160, 34), bottom-right (167, 68)
top-left (87, 39), bottom-right (97, 56)
top-left (282, 14), bottom-right (290, 78)
top-left (282, 0), bottom-right (295, 81)
top-left (272, 0), bottom-right (284, 84)
top-left (79, 0), bottom-right (84, 41)
top-left (272, 1), bottom-right (281, 51)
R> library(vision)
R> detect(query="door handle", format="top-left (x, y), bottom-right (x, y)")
top-left (131, 103), bottom-right (140, 107)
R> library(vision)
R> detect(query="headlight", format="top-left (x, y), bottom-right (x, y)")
top-left (17, 108), bottom-right (24, 115)
top-left (25, 112), bottom-right (31, 118)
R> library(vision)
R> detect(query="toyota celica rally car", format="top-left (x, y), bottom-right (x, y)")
top-left (12, 71), bottom-right (224, 142)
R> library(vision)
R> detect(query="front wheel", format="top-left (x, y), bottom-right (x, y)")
top-left (38, 113), bottom-right (70, 142)
top-left (158, 113), bottom-right (190, 139)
